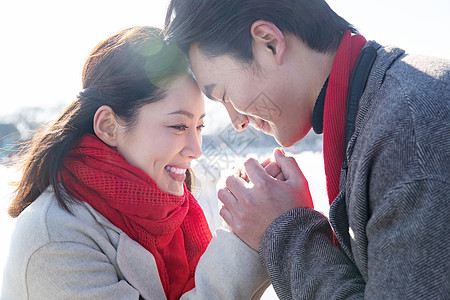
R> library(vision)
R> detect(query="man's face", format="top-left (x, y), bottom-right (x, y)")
top-left (189, 45), bottom-right (314, 147)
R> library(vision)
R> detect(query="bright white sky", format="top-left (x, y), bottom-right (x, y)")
top-left (0, 0), bottom-right (449, 134)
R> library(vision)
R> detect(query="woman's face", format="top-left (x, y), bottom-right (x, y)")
top-left (115, 76), bottom-right (205, 196)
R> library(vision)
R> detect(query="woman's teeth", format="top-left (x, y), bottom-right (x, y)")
top-left (165, 166), bottom-right (187, 175)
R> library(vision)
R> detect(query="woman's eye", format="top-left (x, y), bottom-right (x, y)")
top-left (171, 125), bottom-right (189, 131)
top-left (197, 124), bottom-right (205, 131)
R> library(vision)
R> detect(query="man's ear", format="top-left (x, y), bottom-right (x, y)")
top-left (250, 20), bottom-right (286, 65)
top-left (93, 105), bottom-right (120, 147)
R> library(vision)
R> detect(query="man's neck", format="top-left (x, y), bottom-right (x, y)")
top-left (285, 33), bottom-right (336, 117)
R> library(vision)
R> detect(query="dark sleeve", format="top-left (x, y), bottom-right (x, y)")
top-left (260, 178), bottom-right (450, 300)
top-left (259, 208), bottom-right (365, 300)
top-left (364, 178), bottom-right (450, 299)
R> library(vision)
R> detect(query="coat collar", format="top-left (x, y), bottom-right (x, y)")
top-left (79, 201), bottom-right (167, 299)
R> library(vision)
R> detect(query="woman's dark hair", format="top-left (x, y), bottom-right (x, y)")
top-left (164, 0), bottom-right (358, 63)
top-left (8, 26), bottom-right (190, 217)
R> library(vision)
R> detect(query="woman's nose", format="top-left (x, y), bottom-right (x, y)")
top-left (183, 130), bottom-right (202, 159)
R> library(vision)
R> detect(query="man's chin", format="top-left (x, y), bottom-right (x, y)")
top-left (274, 132), bottom-right (299, 148)
top-left (276, 138), bottom-right (296, 148)
top-left (253, 124), bottom-right (297, 147)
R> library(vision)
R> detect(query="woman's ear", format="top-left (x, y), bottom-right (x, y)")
top-left (250, 20), bottom-right (286, 65)
top-left (93, 105), bottom-right (120, 147)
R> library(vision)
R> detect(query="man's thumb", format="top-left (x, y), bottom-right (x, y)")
top-left (273, 148), bottom-right (302, 182)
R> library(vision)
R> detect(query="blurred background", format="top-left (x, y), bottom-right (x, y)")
top-left (1, 0), bottom-right (449, 297)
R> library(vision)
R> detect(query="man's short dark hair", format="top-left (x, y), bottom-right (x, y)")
top-left (164, 0), bottom-right (357, 62)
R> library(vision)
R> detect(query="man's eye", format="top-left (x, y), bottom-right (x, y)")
top-left (197, 124), bottom-right (205, 131)
top-left (171, 125), bottom-right (189, 131)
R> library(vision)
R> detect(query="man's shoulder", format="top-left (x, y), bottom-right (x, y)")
top-left (377, 45), bottom-right (450, 96)
top-left (362, 44), bottom-right (449, 120)
top-left (394, 50), bottom-right (450, 76)
top-left (355, 45), bottom-right (450, 176)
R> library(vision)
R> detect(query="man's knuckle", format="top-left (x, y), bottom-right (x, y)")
top-left (225, 175), bottom-right (235, 187)
top-left (286, 156), bottom-right (296, 164)
top-left (257, 178), bottom-right (272, 191)
top-left (234, 222), bottom-right (245, 235)
top-left (244, 158), bottom-right (257, 168)
top-left (217, 188), bottom-right (226, 199)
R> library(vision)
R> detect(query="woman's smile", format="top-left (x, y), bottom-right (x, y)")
top-left (114, 76), bottom-right (204, 196)
top-left (165, 165), bottom-right (188, 182)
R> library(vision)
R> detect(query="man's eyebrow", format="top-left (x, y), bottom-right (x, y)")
top-left (168, 110), bottom-right (206, 119)
top-left (204, 84), bottom-right (216, 100)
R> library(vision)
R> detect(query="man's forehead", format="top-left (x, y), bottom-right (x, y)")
top-left (188, 44), bottom-right (206, 65)
top-left (189, 46), bottom-right (213, 80)
top-left (189, 44), bottom-right (230, 70)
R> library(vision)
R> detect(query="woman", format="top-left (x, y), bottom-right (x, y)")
top-left (2, 26), bottom-right (269, 299)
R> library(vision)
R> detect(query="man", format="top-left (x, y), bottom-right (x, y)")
top-left (165, 0), bottom-right (450, 298)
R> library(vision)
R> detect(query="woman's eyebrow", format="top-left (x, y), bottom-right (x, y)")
top-left (168, 110), bottom-right (194, 118)
top-left (167, 110), bottom-right (206, 119)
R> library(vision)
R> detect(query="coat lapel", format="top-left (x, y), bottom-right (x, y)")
top-left (329, 190), bottom-right (355, 264)
top-left (80, 201), bottom-right (166, 300)
top-left (116, 232), bottom-right (167, 300)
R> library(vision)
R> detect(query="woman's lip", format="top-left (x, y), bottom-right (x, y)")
top-left (167, 164), bottom-right (190, 169)
top-left (165, 165), bottom-right (188, 182)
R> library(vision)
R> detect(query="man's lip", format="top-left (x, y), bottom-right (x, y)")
top-left (255, 120), bottom-right (266, 132)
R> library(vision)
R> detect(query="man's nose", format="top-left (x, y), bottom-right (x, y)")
top-left (224, 103), bottom-right (249, 132)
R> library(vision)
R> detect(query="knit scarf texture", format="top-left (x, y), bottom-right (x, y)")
top-left (62, 134), bottom-right (212, 300)
top-left (323, 30), bottom-right (367, 204)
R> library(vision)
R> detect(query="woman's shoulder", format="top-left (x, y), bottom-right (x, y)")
top-left (10, 188), bottom-right (121, 256)
top-left (11, 189), bottom-right (62, 248)
top-left (3, 188), bottom-right (160, 299)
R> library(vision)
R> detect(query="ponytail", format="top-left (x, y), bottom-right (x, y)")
top-left (8, 91), bottom-right (108, 217)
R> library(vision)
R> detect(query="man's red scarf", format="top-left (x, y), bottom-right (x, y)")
top-left (62, 134), bottom-right (212, 300)
top-left (323, 30), bottom-right (367, 204)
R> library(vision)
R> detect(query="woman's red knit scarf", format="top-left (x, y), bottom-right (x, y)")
top-left (323, 30), bottom-right (367, 204)
top-left (62, 134), bottom-right (212, 300)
